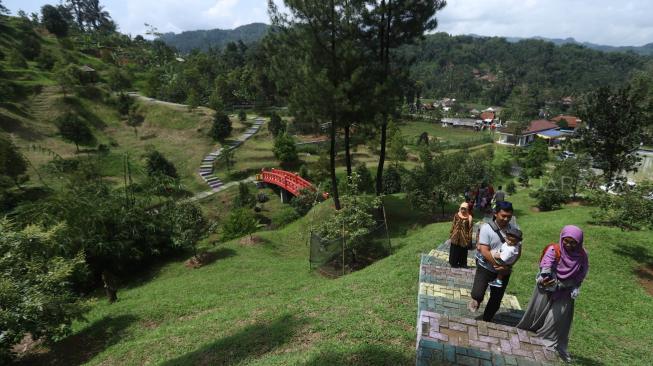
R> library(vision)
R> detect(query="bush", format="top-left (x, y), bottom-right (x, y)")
top-left (7, 49), bottom-right (27, 68)
top-left (354, 164), bottom-right (374, 194)
top-left (383, 165), bottom-right (404, 194)
top-left (530, 180), bottom-right (568, 211)
top-left (271, 206), bottom-right (300, 228)
top-left (0, 220), bottom-right (87, 363)
top-left (36, 49), bottom-right (57, 70)
top-left (268, 112), bottom-right (286, 137)
top-left (273, 133), bottom-right (298, 164)
top-left (506, 181), bottom-right (517, 194)
top-left (145, 150), bottom-right (178, 178)
top-left (238, 110), bottom-right (247, 122)
top-left (590, 182), bottom-right (653, 230)
top-left (221, 208), bottom-right (260, 241)
top-left (291, 188), bottom-right (320, 216)
top-left (56, 113), bottom-right (95, 151)
top-left (233, 182), bottom-right (255, 208)
top-left (210, 112), bottom-right (232, 141)
top-left (20, 34), bottom-right (41, 60)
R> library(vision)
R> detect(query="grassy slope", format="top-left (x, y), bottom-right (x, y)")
top-left (20, 187), bottom-right (653, 366)
top-left (0, 19), bottom-right (235, 194)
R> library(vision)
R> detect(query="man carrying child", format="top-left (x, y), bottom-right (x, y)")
top-left (468, 201), bottom-right (522, 322)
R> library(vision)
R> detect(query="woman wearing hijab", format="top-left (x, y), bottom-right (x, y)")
top-left (517, 225), bottom-right (589, 363)
top-left (448, 202), bottom-right (473, 268)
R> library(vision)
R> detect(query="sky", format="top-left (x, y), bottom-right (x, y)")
top-left (4, 0), bottom-right (653, 47)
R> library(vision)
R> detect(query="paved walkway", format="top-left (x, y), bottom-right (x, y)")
top-left (126, 92), bottom-right (265, 201)
top-left (197, 118), bottom-right (264, 191)
top-left (416, 218), bottom-right (560, 365)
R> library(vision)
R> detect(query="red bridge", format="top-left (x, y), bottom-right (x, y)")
top-left (256, 168), bottom-right (317, 197)
top-left (257, 168), bottom-right (329, 202)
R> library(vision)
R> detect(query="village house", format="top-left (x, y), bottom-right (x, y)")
top-left (551, 114), bottom-right (581, 132)
top-left (496, 119), bottom-right (566, 147)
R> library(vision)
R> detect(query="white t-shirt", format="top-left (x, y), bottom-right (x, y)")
top-left (492, 242), bottom-right (521, 265)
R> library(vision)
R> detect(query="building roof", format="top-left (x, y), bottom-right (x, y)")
top-left (536, 129), bottom-right (568, 139)
top-left (551, 115), bottom-right (581, 128)
top-left (498, 120), bottom-right (559, 135)
top-left (480, 111), bottom-right (495, 121)
top-left (525, 119), bottom-right (559, 134)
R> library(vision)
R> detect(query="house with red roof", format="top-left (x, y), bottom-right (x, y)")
top-left (497, 119), bottom-right (567, 147)
top-left (550, 115), bottom-right (581, 131)
top-left (480, 111), bottom-right (495, 123)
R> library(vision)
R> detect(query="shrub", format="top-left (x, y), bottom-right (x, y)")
top-left (238, 110), bottom-right (247, 122)
top-left (35, 50), bottom-right (57, 70)
top-left (145, 150), bottom-right (178, 178)
top-left (354, 164), bottom-right (374, 194)
top-left (0, 220), bottom-right (87, 364)
top-left (268, 112), bottom-right (286, 137)
top-left (7, 49), bottom-right (27, 68)
top-left (221, 208), bottom-right (260, 241)
top-left (233, 182), bottom-right (255, 208)
top-left (273, 133), bottom-right (298, 164)
top-left (530, 180), bottom-right (568, 211)
top-left (20, 34), bottom-right (41, 60)
top-left (210, 112), bottom-right (232, 141)
top-left (506, 181), bottom-right (517, 194)
top-left (590, 181), bottom-right (653, 230)
top-left (383, 165), bottom-right (404, 194)
top-left (271, 206), bottom-right (300, 228)
top-left (291, 188), bottom-right (320, 216)
top-left (56, 113), bottom-right (95, 152)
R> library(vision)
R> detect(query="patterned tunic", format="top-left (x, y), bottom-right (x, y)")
top-left (450, 214), bottom-right (473, 247)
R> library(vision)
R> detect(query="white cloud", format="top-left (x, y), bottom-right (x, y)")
top-left (4, 0), bottom-right (652, 46)
top-left (204, 0), bottom-right (240, 18)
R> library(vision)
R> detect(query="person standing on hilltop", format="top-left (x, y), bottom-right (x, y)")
top-left (517, 225), bottom-right (589, 363)
top-left (448, 202), bottom-right (473, 268)
top-left (468, 201), bottom-right (521, 321)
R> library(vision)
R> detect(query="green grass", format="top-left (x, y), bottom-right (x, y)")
top-left (398, 119), bottom-right (494, 146)
top-left (18, 185), bottom-right (653, 365)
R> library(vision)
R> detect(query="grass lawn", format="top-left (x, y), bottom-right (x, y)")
top-left (8, 86), bottom-right (260, 193)
top-left (17, 182), bottom-right (653, 365)
top-left (398, 119), bottom-right (493, 143)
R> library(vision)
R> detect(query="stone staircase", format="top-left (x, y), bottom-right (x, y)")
top-left (198, 118), bottom-right (264, 191)
top-left (416, 225), bottom-right (560, 365)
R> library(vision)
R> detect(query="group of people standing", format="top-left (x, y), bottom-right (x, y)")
top-left (464, 183), bottom-right (505, 213)
top-left (447, 196), bottom-right (589, 363)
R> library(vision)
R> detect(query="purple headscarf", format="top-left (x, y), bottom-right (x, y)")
top-left (541, 225), bottom-right (589, 283)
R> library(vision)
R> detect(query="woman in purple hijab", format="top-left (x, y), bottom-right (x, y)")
top-left (517, 225), bottom-right (589, 363)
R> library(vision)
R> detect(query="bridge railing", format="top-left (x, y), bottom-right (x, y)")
top-left (259, 168), bottom-right (316, 196)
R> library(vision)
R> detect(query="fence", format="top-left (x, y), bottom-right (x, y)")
top-left (309, 218), bottom-right (392, 277)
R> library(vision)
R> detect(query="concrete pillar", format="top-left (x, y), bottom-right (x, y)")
top-left (280, 189), bottom-right (289, 203)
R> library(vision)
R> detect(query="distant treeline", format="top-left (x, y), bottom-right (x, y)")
top-left (403, 32), bottom-right (652, 105)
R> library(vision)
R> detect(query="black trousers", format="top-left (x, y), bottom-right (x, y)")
top-left (448, 244), bottom-right (468, 268)
top-left (471, 263), bottom-right (511, 321)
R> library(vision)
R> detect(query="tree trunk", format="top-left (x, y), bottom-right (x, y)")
top-left (330, 119), bottom-right (341, 210)
top-left (329, 0), bottom-right (341, 210)
top-left (101, 270), bottom-right (118, 303)
top-left (345, 123), bottom-right (352, 177)
top-left (376, 117), bottom-right (387, 195)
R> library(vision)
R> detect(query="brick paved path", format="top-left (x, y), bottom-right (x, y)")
top-left (416, 220), bottom-right (560, 365)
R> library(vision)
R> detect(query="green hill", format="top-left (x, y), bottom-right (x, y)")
top-left (0, 16), bottom-right (243, 194)
top-left (14, 188), bottom-right (653, 365)
top-left (158, 23), bottom-right (270, 54)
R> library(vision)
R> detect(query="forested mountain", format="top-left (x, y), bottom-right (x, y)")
top-left (158, 23), bottom-right (270, 53)
top-left (498, 35), bottom-right (653, 56)
top-left (405, 32), bottom-right (653, 105)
